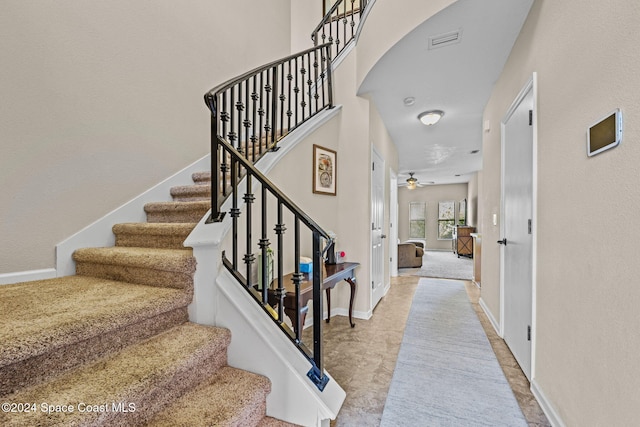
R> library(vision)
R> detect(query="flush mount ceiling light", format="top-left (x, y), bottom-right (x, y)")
top-left (418, 110), bottom-right (444, 126)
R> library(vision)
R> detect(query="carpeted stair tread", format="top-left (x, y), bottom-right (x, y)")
top-left (0, 323), bottom-right (231, 427)
top-left (192, 171), bottom-right (211, 184)
top-left (170, 183), bottom-right (211, 202)
top-left (73, 247), bottom-right (196, 290)
top-left (0, 275), bottom-right (192, 395)
top-left (113, 222), bottom-right (196, 249)
top-left (144, 200), bottom-right (211, 223)
top-left (146, 366), bottom-right (272, 427)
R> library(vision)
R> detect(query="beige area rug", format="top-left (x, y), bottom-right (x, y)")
top-left (401, 250), bottom-right (473, 281)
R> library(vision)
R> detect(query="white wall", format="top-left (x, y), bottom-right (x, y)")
top-left (0, 1), bottom-right (291, 274)
top-left (482, 0), bottom-right (640, 424)
top-left (355, 0), bottom-right (455, 88)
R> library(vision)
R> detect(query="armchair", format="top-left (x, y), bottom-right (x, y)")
top-left (398, 242), bottom-right (424, 268)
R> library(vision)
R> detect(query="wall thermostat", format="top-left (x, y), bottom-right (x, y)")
top-left (587, 108), bottom-right (622, 157)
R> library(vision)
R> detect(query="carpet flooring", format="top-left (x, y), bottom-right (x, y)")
top-left (401, 250), bottom-right (473, 281)
top-left (380, 278), bottom-right (527, 427)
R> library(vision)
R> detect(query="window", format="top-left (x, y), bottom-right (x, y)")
top-left (409, 202), bottom-right (426, 239)
top-left (438, 201), bottom-right (455, 240)
top-left (458, 198), bottom-right (467, 225)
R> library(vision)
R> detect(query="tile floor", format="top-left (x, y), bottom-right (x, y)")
top-left (324, 275), bottom-right (551, 426)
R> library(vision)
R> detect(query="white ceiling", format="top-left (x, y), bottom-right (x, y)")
top-left (359, 0), bottom-right (534, 187)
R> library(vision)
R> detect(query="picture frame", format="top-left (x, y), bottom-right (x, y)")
top-left (312, 144), bottom-right (337, 196)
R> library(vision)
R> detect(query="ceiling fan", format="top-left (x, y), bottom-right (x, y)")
top-left (402, 172), bottom-right (423, 190)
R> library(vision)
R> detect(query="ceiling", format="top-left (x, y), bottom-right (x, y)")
top-left (359, 0), bottom-right (534, 187)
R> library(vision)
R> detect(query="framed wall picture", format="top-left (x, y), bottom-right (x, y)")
top-left (313, 144), bottom-right (337, 195)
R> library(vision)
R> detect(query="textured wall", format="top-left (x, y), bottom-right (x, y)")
top-left (0, 1), bottom-right (291, 274)
top-left (482, 0), bottom-right (640, 424)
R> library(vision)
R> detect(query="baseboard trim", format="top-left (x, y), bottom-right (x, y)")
top-left (479, 297), bottom-right (501, 337)
top-left (531, 378), bottom-right (565, 427)
top-left (329, 307), bottom-right (371, 321)
top-left (0, 268), bottom-right (57, 286)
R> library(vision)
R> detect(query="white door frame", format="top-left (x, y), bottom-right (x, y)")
top-left (390, 169), bottom-right (399, 278)
top-left (499, 73), bottom-right (538, 380)
top-left (371, 145), bottom-right (386, 309)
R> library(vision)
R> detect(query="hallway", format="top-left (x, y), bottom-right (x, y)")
top-left (324, 276), bottom-right (550, 426)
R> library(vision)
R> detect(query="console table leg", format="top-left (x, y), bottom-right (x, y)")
top-left (346, 277), bottom-right (356, 328)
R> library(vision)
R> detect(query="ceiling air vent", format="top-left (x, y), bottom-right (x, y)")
top-left (428, 29), bottom-right (462, 50)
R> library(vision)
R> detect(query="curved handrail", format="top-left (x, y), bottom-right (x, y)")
top-left (204, 43), bottom-right (333, 109)
top-left (204, 43), bottom-right (334, 222)
top-left (312, 0), bottom-right (369, 60)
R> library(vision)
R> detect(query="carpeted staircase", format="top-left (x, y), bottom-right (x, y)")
top-left (0, 171), bottom-right (297, 426)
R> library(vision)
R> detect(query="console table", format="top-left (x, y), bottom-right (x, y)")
top-left (268, 262), bottom-right (359, 334)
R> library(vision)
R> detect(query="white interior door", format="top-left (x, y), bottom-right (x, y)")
top-left (501, 81), bottom-right (534, 380)
top-left (371, 148), bottom-right (385, 309)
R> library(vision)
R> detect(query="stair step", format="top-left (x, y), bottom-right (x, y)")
top-left (0, 275), bottom-right (192, 396)
top-left (0, 323), bottom-right (231, 427)
top-left (73, 246), bottom-right (196, 290)
top-left (192, 171), bottom-right (211, 184)
top-left (144, 200), bottom-right (211, 223)
top-left (113, 222), bottom-right (196, 249)
top-left (170, 184), bottom-right (211, 202)
top-left (146, 366), bottom-right (271, 427)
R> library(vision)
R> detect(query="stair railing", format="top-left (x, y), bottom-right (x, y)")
top-left (312, 0), bottom-right (369, 61)
top-left (203, 44), bottom-right (335, 391)
top-left (215, 136), bottom-right (333, 391)
top-left (205, 43), bottom-right (333, 223)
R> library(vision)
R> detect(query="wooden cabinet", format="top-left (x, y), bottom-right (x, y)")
top-left (455, 226), bottom-right (476, 258)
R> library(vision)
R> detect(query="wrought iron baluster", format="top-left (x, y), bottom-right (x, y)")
top-left (270, 65), bottom-right (278, 148)
top-left (258, 71), bottom-right (265, 156)
top-left (292, 217), bottom-right (302, 343)
top-left (313, 49), bottom-right (319, 113)
top-left (294, 57), bottom-right (300, 125)
top-left (275, 201), bottom-right (286, 323)
top-left (306, 52), bottom-right (313, 118)
top-left (251, 75), bottom-right (259, 159)
top-left (244, 173), bottom-right (255, 287)
top-left (264, 69), bottom-right (272, 147)
top-left (231, 154), bottom-right (239, 269)
top-left (236, 83), bottom-right (244, 156)
top-left (244, 79), bottom-right (251, 162)
top-left (287, 60), bottom-right (293, 132)
top-left (312, 230), bottom-right (324, 377)
top-left (259, 185), bottom-right (270, 304)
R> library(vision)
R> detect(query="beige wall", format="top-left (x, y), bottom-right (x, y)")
top-left (466, 172), bottom-right (479, 228)
top-left (0, 1), bottom-right (291, 274)
top-left (264, 50), bottom-right (398, 317)
top-left (398, 183), bottom-right (468, 251)
top-left (482, 0), bottom-right (640, 424)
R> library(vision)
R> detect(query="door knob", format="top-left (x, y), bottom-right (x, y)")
top-left (381, 234), bottom-right (387, 239)
top-left (497, 238), bottom-right (507, 245)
